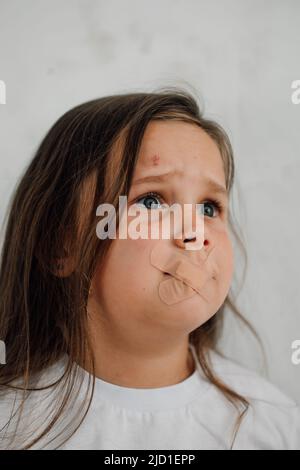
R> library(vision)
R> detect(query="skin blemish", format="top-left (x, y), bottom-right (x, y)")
top-left (151, 154), bottom-right (160, 166)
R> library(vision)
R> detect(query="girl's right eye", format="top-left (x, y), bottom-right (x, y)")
top-left (135, 192), bottom-right (163, 209)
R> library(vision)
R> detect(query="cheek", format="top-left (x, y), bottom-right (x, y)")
top-left (213, 234), bottom-right (234, 301)
top-left (95, 238), bottom-right (157, 300)
top-left (221, 236), bottom-right (234, 279)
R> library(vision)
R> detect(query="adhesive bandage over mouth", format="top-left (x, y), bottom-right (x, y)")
top-left (150, 242), bottom-right (217, 305)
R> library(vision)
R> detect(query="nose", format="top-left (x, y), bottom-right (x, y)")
top-left (173, 203), bottom-right (211, 251)
top-left (174, 233), bottom-right (210, 250)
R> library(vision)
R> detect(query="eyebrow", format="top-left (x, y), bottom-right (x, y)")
top-left (132, 170), bottom-right (228, 198)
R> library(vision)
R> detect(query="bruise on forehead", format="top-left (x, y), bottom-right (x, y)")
top-left (151, 154), bottom-right (160, 166)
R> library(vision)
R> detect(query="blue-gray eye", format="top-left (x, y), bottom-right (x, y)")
top-left (200, 201), bottom-right (221, 218)
top-left (136, 192), bottom-right (162, 209)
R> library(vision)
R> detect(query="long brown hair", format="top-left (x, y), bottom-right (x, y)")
top-left (0, 87), bottom-right (263, 449)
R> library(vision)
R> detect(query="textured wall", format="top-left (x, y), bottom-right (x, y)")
top-left (0, 0), bottom-right (299, 401)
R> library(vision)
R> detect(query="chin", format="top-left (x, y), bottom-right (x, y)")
top-left (161, 297), bottom-right (218, 331)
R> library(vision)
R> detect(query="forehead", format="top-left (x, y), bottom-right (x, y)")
top-left (135, 120), bottom-right (226, 185)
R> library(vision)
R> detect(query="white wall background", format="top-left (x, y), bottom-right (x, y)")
top-left (0, 0), bottom-right (299, 401)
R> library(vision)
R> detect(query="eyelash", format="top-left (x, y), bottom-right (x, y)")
top-left (135, 191), bottom-right (224, 217)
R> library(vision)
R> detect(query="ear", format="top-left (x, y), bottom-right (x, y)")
top-left (50, 248), bottom-right (77, 278)
top-left (50, 257), bottom-right (76, 278)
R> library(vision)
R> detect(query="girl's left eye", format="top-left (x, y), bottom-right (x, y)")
top-left (200, 200), bottom-right (223, 218)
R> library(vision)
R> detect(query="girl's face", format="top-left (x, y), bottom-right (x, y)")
top-left (89, 121), bottom-right (234, 346)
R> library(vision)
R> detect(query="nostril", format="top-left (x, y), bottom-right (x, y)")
top-left (184, 236), bottom-right (196, 243)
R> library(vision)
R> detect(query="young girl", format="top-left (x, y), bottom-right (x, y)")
top-left (0, 89), bottom-right (299, 450)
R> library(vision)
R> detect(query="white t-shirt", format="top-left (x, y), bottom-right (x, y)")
top-left (0, 343), bottom-right (299, 450)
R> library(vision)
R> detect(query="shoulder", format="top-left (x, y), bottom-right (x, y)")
top-left (207, 349), bottom-right (300, 449)
top-left (0, 355), bottom-right (69, 449)
top-left (210, 351), bottom-right (296, 406)
top-left (208, 349), bottom-right (296, 406)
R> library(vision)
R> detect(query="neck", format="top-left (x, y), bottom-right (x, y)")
top-left (83, 315), bottom-right (196, 388)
